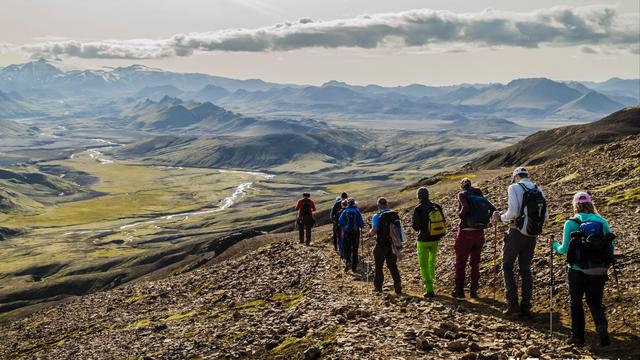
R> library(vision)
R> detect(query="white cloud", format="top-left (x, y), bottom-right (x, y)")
top-left (20, 5), bottom-right (640, 60)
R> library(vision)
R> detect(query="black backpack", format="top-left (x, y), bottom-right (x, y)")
top-left (378, 211), bottom-right (400, 246)
top-left (300, 199), bottom-right (312, 216)
top-left (515, 183), bottom-right (547, 236)
top-left (465, 191), bottom-right (492, 229)
top-left (567, 219), bottom-right (615, 269)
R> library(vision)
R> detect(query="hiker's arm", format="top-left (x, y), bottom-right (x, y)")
top-left (603, 220), bottom-right (616, 251)
top-left (457, 193), bottom-right (469, 218)
top-left (553, 220), bottom-right (575, 255)
top-left (369, 214), bottom-right (379, 235)
top-left (357, 212), bottom-right (365, 228)
top-left (295, 200), bottom-right (301, 211)
top-left (500, 185), bottom-right (519, 224)
top-left (411, 208), bottom-right (420, 231)
top-left (338, 211), bottom-right (345, 227)
top-left (310, 200), bottom-right (316, 212)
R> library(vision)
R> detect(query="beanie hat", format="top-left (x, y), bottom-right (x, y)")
top-left (417, 187), bottom-right (429, 200)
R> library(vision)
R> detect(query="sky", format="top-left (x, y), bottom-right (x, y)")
top-left (1, 0), bottom-right (639, 86)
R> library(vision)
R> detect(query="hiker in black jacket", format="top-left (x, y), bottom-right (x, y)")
top-left (411, 187), bottom-right (446, 298)
top-left (330, 192), bottom-right (349, 252)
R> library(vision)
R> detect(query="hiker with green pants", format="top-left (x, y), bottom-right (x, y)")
top-left (411, 187), bottom-right (447, 298)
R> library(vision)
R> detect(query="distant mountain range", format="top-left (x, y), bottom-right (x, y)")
top-left (111, 96), bottom-right (329, 136)
top-left (0, 60), bottom-right (637, 122)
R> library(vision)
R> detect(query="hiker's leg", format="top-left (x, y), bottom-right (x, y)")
top-left (351, 231), bottom-right (360, 272)
top-left (585, 274), bottom-right (608, 334)
top-left (386, 249), bottom-right (402, 293)
top-left (502, 229), bottom-right (520, 307)
top-left (298, 223), bottom-right (305, 243)
top-left (417, 242), bottom-right (430, 293)
top-left (373, 244), bottom-right (385, 291)
top-left (306, 224), bottom-right (313, 245)
top-left (454, 229), bottom-right (471, 291)
top-left (332, 223), bottom-right (338, 251)
top-left (343, 233), bottom-right (353, 267)
top-left (469, 230), bottom-right (485, 292)
top-left (426, 241), bottom-right (438, 293)
top-left (518, 234), bottom-right (536, 311)
top-left (568, 269), bottom-right (587, 340)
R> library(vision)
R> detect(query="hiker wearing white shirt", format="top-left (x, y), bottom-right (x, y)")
top-left (492, 166), bottom-right (548, 317)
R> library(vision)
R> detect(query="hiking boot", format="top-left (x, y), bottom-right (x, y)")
top-left (566, 337), bottom-right (585, 347)
top-left (502, 304), bottom-right (520, 316)
top-left (519, 307), bottom-right (533, 318)
top-left (424, 291), bottom-right (436, 299)
top-left (451, 288), bottom-right (465, 298)
top-left (599, 331), bottom-right (611, 347)
top-left (344, 264), bottom-right (350, 273)
top-left (470, 289), bottom-right (479, 299)
top-left (394, 289), bottom-right (402, 295)
top-left (374, 287), bottom-right (383, 293)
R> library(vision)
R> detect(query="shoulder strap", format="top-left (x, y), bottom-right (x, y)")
top-left (569, 217), bottom-right (582, 225)
top-left (517, 182), bottom-right (530, 192)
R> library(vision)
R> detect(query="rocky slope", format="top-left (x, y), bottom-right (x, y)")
top-left (1, 130), bottom-right (638, 358)
top-left (470, 106), bottom-right (639, 168)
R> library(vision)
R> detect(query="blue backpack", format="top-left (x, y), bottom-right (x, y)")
top-left (344, 209), bottom-right (359, 234)
top-left (567, 218), bottom-right (614, 269)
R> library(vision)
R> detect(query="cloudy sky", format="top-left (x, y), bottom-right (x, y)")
top-left (1, 0), bottom-right (638, 85)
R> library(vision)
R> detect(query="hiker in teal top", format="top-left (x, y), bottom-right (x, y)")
top-left (551, 192), bottom-right (614, 348)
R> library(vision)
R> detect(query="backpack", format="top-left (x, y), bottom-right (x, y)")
top-left (567, 218), bottom-right (615, 269)
top-left (515, 183), bottom-right (547, 236)
top-left (299, 199), bottom-right (312, 216)
top-left (344, 209), bottom-right (359, 234)
top-left (331, 200), bottom-right (342, 223)
top-left (378, 211), bottom-right (404, 258)
top-left (378, 211), bottom-right (401, 246)
top-left (425, 205), bottom-right (446, 238)
top-left (464, 191), bottom-right (492, 229)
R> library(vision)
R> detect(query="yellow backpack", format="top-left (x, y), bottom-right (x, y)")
top-left (426, 206), bottom-right (446, 238)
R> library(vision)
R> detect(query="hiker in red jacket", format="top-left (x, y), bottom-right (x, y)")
top-left (453, 178), bottom-right (496, 298)
top-left (295, 192), bottom-right (316, 245)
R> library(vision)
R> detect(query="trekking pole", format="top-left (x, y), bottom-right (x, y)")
top-left (550, 234), bottom-right (555, 336)
top-left (493, 223), bottom-right (497, 301)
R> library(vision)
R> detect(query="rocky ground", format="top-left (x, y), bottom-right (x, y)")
top-left (0, 137), bottom-right (638, 359)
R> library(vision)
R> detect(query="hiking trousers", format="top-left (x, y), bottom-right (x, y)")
top-left (343, 230), bottom-right (360, 271)
top-left (454, 229), bottom-right (485, 291)
top-left (503, 228), bottom-right (536, 309)
top-left (417, 240), bottom-right (439, 293)
top-left (568, 268), bottom-right (608, 340)
top-left (298, 216), bottom-right (314, 245)
top-left (374, 243), bottom-right (402, 293)
top-left (332, 222), bottom-right (339, 252)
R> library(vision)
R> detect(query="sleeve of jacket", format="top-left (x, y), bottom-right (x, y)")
top-left (295, 200), bottom-right (301, 211)
top-left (338, 211), bottom-right (346, 227)
top-left (310, 200), bottom-right (316, 212)
top-left (457, 192), bottom-right (469, 219)
top-left (357, 211), bottom-right (365, 228)
top-left (500, 185), bottom-right (520, 224)
top-left (411, 206), bottom-right (421, 231)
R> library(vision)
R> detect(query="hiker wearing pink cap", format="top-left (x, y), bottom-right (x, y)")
top-left (551, 192), bottom-right (615, 347)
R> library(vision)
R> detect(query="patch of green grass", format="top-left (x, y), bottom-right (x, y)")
top-left (271, 293), bottom-right (304, 308)
top-left (165, 309), bottom-right (200, 322)
top-left (270, 337), bottom-right (303, 357)
top-left (234, 299), bottom-right (266, 310)
top-left (606, 187), bottom-right (640, 206)
top-left (550, 172), bottom-right (578, 185)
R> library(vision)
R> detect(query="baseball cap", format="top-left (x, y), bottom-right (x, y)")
top-left (573, 192), bottom-right (592, 204)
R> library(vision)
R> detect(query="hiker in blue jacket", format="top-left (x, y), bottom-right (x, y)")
top-left (338, 198), bottom-right (365, 273)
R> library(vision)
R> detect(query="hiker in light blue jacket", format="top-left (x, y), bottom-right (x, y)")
top-left (551, 192), bottom-right (614, 348)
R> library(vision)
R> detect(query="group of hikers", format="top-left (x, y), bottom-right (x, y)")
top-left (295, 166), bottom-right (616, 347)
